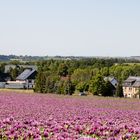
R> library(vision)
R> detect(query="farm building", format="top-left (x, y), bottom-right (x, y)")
top-left (0, 77), bottom-right (6, 88)
top-left (123, 76), bottom-right (140, 98)
top-left (0, 73), bottom-right (11, 88)
top-left (104, 76), bottom-right (118, 88)
top-left (104, 76), bottom-right (118, 95)
top-left (5, 69), bottom-right (37, 89)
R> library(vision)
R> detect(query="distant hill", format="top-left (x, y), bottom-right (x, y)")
top-left (0, 55), bottom-right (105, 62)
top-left (0, 55), bottom-right (140, 62)
top-left (131, 56), bottom-right (140, 60)
top-left (0, 55), bottom-right (46, 62)
top-left (0, 55), bottom-right (13, 61)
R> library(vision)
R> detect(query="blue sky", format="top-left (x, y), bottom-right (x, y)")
top-left (0, 0), bottom-right (140, 56)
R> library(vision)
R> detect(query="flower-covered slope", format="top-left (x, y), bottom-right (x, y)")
top-left (0, 92), bottom-right (140, 140)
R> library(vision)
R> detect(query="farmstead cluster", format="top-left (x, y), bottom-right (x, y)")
top-left (2, 59), bottom-right (140, 98)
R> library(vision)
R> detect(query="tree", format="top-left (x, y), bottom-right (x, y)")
top-left (71, 68), bottom-right (92, 85)
top-left (76, 82), bottom-right (88, 92)
top-left (89, 73), bottom-right (106, 96)
top-left (64, 78), bottom-right (74, 95)
top-left (8, 66), bottom-right (22, 80)
top-left (55, 76), bottom-right (74, 95)
top-left (0, 63), bottom-right (5, 73)
top-left (103, 80), bottom-right (114, 96)
top-left (58, 63), bottom-right (68, 77)
top-left (34, 71), bottom-right (46, 93)
top-left (115, 83), bottom-right (124, 97)
top-left (100, 67), bottom-right (110, 77)
top-left (56, 80), bottom-right (65, 94)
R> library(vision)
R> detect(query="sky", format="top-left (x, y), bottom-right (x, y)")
top-left (0, 0), bottom-right (140, 57)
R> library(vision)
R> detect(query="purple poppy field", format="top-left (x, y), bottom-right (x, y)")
top-left (0, 92), bottom-right (140, 140)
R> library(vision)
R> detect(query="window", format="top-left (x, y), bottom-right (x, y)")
top-left (28, 80), bottom-right (32, 83)
top-left (129, 87), bottom-right (132, 90)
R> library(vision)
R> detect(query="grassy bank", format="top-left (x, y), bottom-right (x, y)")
top-left (0, 88), bottom-right (34, 93)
